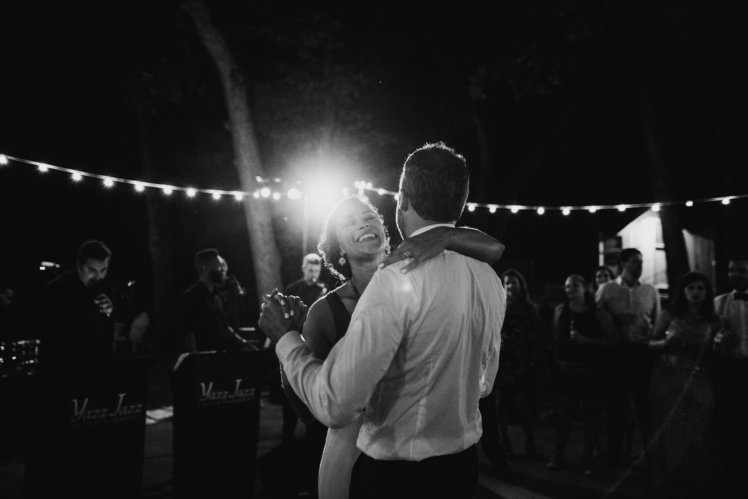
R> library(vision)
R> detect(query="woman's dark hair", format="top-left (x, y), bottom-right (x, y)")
top-left (595, 265), bottom-right (616, 281)
top-left (565, 274), bottom-right (596, 308)
top-left (501, 269), bottom-right (534, 308)
top-left (668, 271), bottom-right (717, 321)
top-left (317, 195), bottom-right (389, 282)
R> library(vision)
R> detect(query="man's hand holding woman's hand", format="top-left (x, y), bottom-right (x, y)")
top-left (258, 289), bottom-right (308, 343)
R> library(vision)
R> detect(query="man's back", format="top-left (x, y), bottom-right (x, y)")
top-left (353, 250), bottom-right (505, 459)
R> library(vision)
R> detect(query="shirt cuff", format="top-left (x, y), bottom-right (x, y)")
top-left (275, 330), bottom-right (305, 363)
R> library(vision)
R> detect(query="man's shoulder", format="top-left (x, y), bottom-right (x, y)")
top-left (285, 278), bottom-right (306, 293)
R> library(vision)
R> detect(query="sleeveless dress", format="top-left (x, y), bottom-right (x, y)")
top-left (316, 292), bottom-right (362, 499)
top-left (648, 316), bottom-right (724, 498)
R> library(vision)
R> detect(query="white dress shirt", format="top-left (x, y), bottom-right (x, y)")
top-left (595, 276), bottom-right (661, 343)
top-left (276, 225), bottom-right (505, 461)
top-left (715, 291), bottom-right (748, 358)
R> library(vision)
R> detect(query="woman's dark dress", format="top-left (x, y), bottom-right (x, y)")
top-left (648, 317), bottom-right (723, 498)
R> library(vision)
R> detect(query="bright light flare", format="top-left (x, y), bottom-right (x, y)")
top-left (260, 187), bottom-right (271, 198)
top-left (0, 154), bottom-right (8, 165)
top-left (651, 203), bottom-right (661, 212)
top-left (287, 188), bottom-right (301, 200)
top-left (467, 203), bottom-right (477, 212)
top-left (685, 200), bottom-right (693, 207)
top-left (537, 207), bottom-right (545, 215)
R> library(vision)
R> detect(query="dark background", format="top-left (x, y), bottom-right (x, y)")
top-left (1, 1), bottom-right (747, 335)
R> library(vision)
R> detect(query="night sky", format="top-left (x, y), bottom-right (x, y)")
top-left (1, 1), bottom-right (747, 323)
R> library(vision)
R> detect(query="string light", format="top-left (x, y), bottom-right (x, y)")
top-left (2, 153), bottom-right (747, 212)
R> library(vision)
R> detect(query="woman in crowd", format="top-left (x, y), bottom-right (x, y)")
top-left (548, 274), bottom-right (618, 475)
top-left (282, 195), bottom-right (505, 498)
top-left (647, 271), bottom-right (724, 497)
top-left (496, 269), bottom-right (544, 458)
top-left (593, 265), bottom-right (616, 292)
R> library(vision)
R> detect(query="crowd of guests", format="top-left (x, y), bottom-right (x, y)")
top-left (2, 142), bottom-right (747, 499)
top-left (483, 251), bottom-right (748, 498)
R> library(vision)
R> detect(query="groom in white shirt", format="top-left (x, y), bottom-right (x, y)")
top-left (260, 142), bottom-right (506, 498)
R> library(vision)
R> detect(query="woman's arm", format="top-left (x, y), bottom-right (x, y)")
top-left (379, 226), bottom-right (505, 273)
top-left (648, 310), bottom-right (672, 349)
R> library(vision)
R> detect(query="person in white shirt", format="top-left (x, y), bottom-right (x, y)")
top-left (595, 248), bottom-right (660, 462)
top-left (714, 256), bottom-right (748, 497)
top-left (260, 142), bottom-right (506, 499)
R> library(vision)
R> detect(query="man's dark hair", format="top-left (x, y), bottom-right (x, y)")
top-left (77, 240), bottom-right (112, 265)
top-left (194, 248), bottom-right (220, 271)
top-left (618, 248), bottom-right (642, 266)
top-left (399, 142), bottom-right (470, 222)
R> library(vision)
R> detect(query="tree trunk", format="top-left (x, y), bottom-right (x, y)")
top-left (182, 0), bottom-right (283, 302)
top-left (628, 51), bottom-right (689, 291)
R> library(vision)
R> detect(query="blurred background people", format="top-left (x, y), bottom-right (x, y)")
top-left (548, 274), bottom-right (617, 475)
top-left (714, 255), bottom-right (748, 497)
top-left (176, 248), bottom-right (252, 353)
top-left (596, 248), bottom-right (660, 463)
top-left (495, 269), bottom-right (543, 459)
top-left (592, 265), bottom-right (616, 293)
top-left (647, 272), bottom-right (724, 498)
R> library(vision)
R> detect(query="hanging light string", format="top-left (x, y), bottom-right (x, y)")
top-left (0, 153), bottom-right (304, 201)
top-left (1, 153), bottom-right (744, 212)
top-left (353, 181), bottom-right (746, 214)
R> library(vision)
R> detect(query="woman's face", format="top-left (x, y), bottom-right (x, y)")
top-left (334, 200), bottom-right (387, 260)
top-left (504, 275), bottom-right (522, 301)
top-left (595, 269), bottom-right (612, 287)
top-left (684, 280), bottom-right (707, 305)
top-left (565, 277), bottom-right (585, 301)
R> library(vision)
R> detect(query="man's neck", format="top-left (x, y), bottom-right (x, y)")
top-left (620, 272), bottom-right (638, 287)
top-left (406, 220), bottom-right (454, 238)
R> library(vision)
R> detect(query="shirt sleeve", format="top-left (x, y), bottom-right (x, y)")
top-left (275, 267), bottom-right (412, 428)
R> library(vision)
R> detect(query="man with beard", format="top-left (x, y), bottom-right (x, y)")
top-left (177, 248), bottom-right (250, 352)
top-left (38, 239), bottom-right (121, 366)
top-left (714, 255), bottom-right (748, 496)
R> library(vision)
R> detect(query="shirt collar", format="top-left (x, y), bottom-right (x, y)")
top-left (410, 223), bottom-right (455, 238)
top-left (616, 275), bottom-right (640, 288)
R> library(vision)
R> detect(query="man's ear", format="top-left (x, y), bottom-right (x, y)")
top-left (398, 191), bottom-right (410, 211)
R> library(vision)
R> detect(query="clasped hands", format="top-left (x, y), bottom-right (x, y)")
top-left (258, 289), bottom-right (308, 344)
